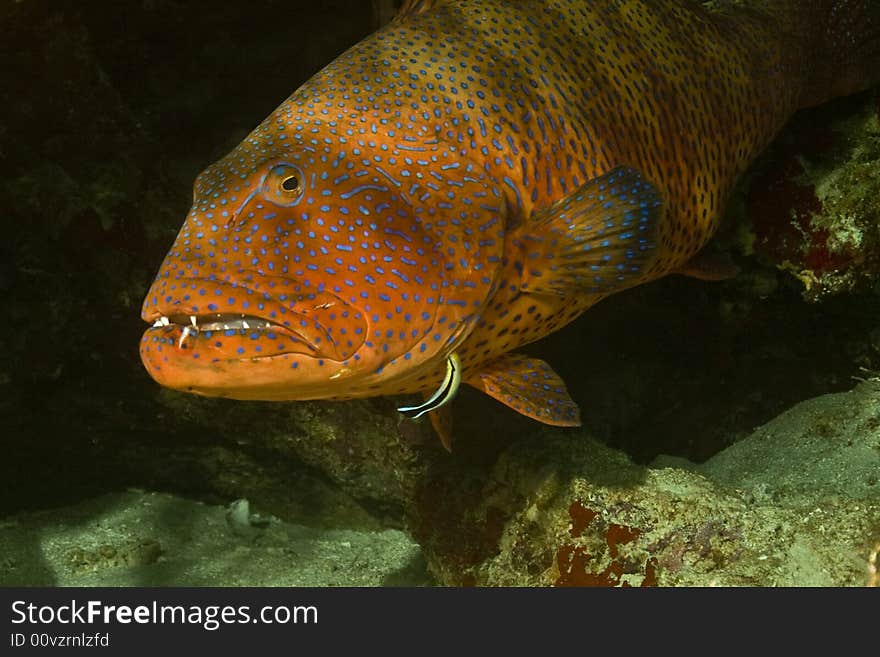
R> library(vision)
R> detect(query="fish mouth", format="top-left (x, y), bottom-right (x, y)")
top-left (141, 278), bottom-right (368, 362)
top-left (144, 311), bottom-right (327, 359)
top-left (151, 313), bottom-right (288, 333)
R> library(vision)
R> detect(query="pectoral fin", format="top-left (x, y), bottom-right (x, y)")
top-left (518, 166), bottom-right (662, 296)
top-left (466, 354), bottom-right (581, 427)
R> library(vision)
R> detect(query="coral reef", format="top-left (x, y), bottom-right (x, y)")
top-left (738, 92), bottom-right (880, 301)
top-left (416, 382), bottom-right (880, 586)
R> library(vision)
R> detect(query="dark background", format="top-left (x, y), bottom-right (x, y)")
top-left (2, 0), bottom-right (879, 522)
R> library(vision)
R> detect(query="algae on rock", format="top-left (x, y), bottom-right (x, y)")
top-left (418, 382), bottom-right (880, 586)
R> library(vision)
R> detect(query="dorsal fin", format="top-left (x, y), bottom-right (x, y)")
top-left (393, 0), bottom-right (440, 23)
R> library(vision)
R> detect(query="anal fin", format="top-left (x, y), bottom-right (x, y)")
top-left (518, 166), bottom-right (662, 297)
top-left (675, 248), bottom-right (740, 281)
top-left (465, 354), bottom-right (581, 427)
top-left (428, 404), bottom-right (453, 452)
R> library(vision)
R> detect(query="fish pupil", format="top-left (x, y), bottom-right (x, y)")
top-left (281, 175), bottom-right (299, 192)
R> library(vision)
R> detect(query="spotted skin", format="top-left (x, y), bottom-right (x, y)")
top-left (470, 354), bottom-right (581, 426)
top-left (140, 0), bottom-right (880, 434)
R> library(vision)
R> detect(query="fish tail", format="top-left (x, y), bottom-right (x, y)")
top-left (801, 0), bottom-right (880, 106)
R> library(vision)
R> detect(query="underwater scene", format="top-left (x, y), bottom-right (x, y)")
top-left (2, 0), bottom-right (879, 587)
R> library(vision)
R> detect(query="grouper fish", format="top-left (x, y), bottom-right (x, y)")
top-left (140, 0), bottom-right (880, 448)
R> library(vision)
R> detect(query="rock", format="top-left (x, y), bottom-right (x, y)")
top-left (738, 91), bottom-right (880, 301)
top-left (3, 383), bottom-right (874, 587)
top-left (0, 491), bottom-right (430, 586)
top-left (416, 382), bottom-right (880, 586)
top-left (150, 391), bottom-right (428, 515)
top-left (689, 378), bottom-right (880, 499)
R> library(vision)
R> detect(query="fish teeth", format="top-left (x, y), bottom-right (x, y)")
top-left (199, 317), bottom-right (274, 331)
top-left (177, 325), bottom-right (197, 349)
top-left (151, 313), bottom-right (276, 333)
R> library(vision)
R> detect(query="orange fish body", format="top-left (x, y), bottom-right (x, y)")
top-left (140, 0), bottom-right (880, 445)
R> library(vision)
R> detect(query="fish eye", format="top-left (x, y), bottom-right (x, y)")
top-left (262, 163), bottom-right (304, 206)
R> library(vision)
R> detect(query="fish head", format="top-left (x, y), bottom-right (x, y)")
top-left (140, 107), bottom-right (506, 400)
